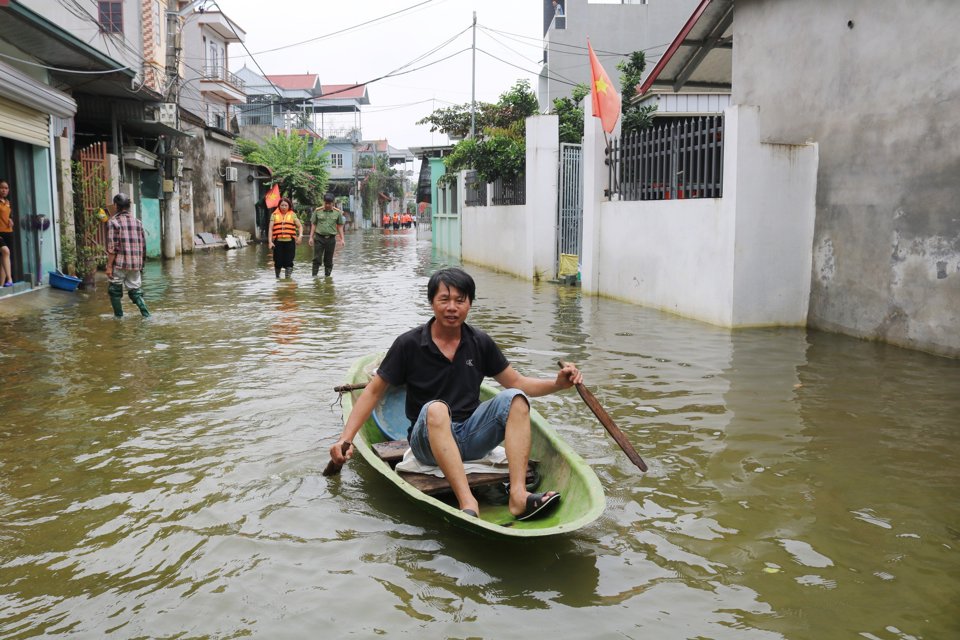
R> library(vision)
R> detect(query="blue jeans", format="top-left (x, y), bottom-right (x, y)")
top-left (409, 389), bottom-right (529, 465)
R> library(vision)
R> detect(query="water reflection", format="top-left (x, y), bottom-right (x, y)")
top-left (0, 233), bottom-right (958, 639)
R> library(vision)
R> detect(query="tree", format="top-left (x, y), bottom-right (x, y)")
top-left (617, 51), bottom-right (657, 133)
top-left (552, 83), bottom-right (590, 144)
top-left (418, 80), bottom-right (539, 183)
top-left (359, 155), bottom-right (402, 221)
top-left (242, 131), bottom-right (330, 207)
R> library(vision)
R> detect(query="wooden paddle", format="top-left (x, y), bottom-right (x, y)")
top-left (559, 361), bottom-right (648, 472)
top-left (322, 441), bottom-right (352, 477)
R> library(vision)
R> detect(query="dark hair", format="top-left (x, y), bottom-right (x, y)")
top-left (277, 197), bottom-right (293, 209)
top-left (323, 193), bottom-right (334, 203)
top-left (113, 193), bottom-right (131, 210)
top-left (427, 267), bottom-right (476, 303)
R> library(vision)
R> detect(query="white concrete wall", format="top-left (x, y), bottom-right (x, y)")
top-left (728, 106), bottom-right (818, 326)
top-left (461, 116), bottom-right (560, 280)
top-left (582, 105), bottom-right (817, 327)
top-left (462, 203), bottom-right (530, 277)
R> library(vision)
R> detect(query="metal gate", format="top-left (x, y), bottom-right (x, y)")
top-left (556, 143), bottom-right (582, 278)
top-left (77, 142), bottom-right (110, 264)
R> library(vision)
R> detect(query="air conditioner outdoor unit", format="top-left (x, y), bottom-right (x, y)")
top-left (224, 166), bottom-right (238, 182)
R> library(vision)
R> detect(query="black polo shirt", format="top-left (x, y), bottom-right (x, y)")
top-left (377, 319), bottom-right (509, 424)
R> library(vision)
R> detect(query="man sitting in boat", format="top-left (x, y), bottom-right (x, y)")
top-left (329, 267), bottom-right (583, 521)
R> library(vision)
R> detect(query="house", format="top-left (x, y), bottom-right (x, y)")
top-left (539, 0), bottom-right (698, 112)
top-left (315, 83), bottom-right (369, 207)
top-left (176, 5), bottom-right (247, 250)
top-left (630, 0), bottom-right (959, 356)
top-left (0, 0), bottom-right (188, 295)
top-left (234, 73), bottom-right (371, 220)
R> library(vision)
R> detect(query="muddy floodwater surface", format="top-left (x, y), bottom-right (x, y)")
top-left (1, 229), bottom-right (958, 638)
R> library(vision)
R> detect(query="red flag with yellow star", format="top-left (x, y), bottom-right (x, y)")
top-left (588, 39), bottom-right (620, 134)
top-left (264, 183), bottom-right (281, 209)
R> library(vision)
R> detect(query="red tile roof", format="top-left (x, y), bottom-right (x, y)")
top-left (320, 84), bottom-right (367, 99)
top-left (265, 74), bottom-right (320, 90)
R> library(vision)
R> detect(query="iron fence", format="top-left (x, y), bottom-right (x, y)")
top-left (610, 115), bottom-right (724, 201)
top-left (491, 174), bottom-right (526, 206)
top-left (464, 171), bottom-right (487, 207)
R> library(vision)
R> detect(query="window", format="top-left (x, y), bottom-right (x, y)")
top-left (99, 1), bottom-right (123, 33)
top-left (331, 153), bottom-right (343, 169)
top-left (208, 41), bottom-right (220, 78)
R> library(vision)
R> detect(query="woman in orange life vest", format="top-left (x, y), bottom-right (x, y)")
top-left (382, 212), bottom-right (390, 229)
top-left (392, 212), bottom-right (401, 231)
top-left (267, 197), bottom-right (303, 279)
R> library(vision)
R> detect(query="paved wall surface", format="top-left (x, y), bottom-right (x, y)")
top-left (733, 0), bottom-right (960, 357)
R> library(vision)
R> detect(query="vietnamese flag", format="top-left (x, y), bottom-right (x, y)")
top-left (588, 39), bottom-right (620, 134)
top-left (265, 183), bottom-right (281, 209)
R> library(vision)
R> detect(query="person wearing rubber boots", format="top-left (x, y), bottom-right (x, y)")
top-left (105, 193), bottom-right (150, 318)
top-left (308, 193), bottom-right (344, 277)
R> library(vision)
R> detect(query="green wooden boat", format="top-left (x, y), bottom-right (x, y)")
top-left (339, 354), bottom-right (606, 538)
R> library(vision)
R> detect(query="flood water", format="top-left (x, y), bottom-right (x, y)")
top-left (1, 228), bottom-right (958, 639)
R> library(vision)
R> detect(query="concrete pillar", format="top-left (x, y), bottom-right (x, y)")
top-left (179, 172), bottom-right (195, 253)
top-left (580, 109), bottom-right (606, 295)
top-left (53, 136), bottom-right (76, 274)
top-left (162, 180), bottom-right (182, 258)
top-left (524, 115), bottom-right (560, 281)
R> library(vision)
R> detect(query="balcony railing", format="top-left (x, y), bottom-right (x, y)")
top-left (203, 65), bottom-right (245, 91)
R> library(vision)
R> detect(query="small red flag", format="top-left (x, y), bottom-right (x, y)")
top-left (588, 39), bottom-right (621, 134)
top-left (265, 183), bottom-right (280, 209)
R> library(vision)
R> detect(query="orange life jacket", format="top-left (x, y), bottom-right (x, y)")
top-left (271, 209), bottom-right (298, 240)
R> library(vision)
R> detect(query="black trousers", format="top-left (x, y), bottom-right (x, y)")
top-left (312, 234), bottom-right (336, 274)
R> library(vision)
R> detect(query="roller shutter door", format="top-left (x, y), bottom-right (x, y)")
top-left (0, 95), bottom-right (49, 148)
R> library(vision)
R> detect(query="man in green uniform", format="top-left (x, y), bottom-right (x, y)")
top-left (308, 193), bottom-right (345, 277)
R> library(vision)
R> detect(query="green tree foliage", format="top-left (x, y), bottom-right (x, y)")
top-left (243, 131), bottom-right (330, 207)
top-left (552, 83), bottom-right (590, 144)
top-left (418, 80), bottom-right (539, 183)
top-left (617, 51), bottom-right (657, 133)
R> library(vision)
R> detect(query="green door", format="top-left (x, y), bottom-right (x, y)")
top-left (139, 171), bottom-right (161, 258)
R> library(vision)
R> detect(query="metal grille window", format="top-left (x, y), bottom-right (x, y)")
top-left (611, 115), bottom-right (724, 201)
top-left (464, 171), bottom-right (487, 207)
top-left (98, 1), bottom-right (122, 33)
top-left (491, 175), bottom-right (525, 206)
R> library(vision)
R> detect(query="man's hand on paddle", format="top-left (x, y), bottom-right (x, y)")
top-left (556, 361), bottom-right (583, 389)
top-left (329, 440), bottom-right (353, 465)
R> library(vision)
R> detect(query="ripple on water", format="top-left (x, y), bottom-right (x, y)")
top-left (1, 235), bottom-right (958, 639)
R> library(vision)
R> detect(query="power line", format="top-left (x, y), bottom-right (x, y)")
top-left (233, 0), bottom-right (439, 58)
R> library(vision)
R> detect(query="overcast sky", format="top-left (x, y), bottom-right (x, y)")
top-left (220, 0), bottom-right (551, 150)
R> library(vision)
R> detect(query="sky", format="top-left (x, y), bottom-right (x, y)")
top-left (218, 0), bottom-right (552, 151)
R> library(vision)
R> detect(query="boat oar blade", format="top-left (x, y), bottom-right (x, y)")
top-left (559, 361), bottom-right (648, 472)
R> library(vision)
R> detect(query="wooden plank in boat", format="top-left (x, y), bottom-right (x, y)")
top-left (371, 440), bottom-right (536, 496)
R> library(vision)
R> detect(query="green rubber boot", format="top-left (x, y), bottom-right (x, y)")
top-left (128, 288), bottom-right (151, 317)
top-left (108, 283), bottom-right (124, 317)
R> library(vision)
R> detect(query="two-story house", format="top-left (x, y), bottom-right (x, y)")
top-left (539, 0), bottom-right (698, 112)
top-left (176, 5), bottom-right (246, 250)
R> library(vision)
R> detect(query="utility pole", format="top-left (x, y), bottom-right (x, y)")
top-left (470, 11), bottom-right (476, 139)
